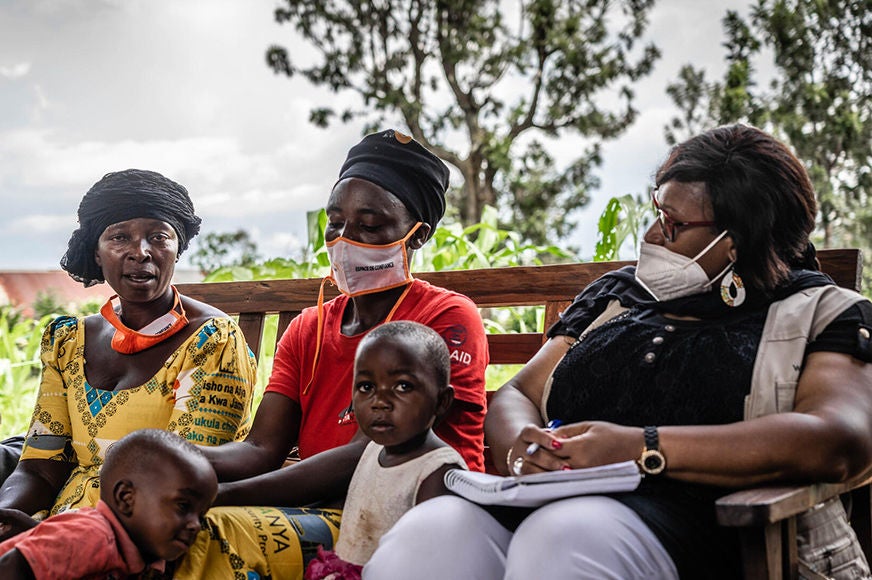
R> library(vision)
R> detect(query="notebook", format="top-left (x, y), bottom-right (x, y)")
top-left (444, 460), bottom-right (642, 507)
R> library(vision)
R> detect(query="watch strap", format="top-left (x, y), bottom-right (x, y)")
top-left (644, 425), bottom-right (659, 451)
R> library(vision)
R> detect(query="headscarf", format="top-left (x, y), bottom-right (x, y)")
top-left (335, 129), bottom-right (449, 237)
top-left (60, 169), bottom-right (201, 287)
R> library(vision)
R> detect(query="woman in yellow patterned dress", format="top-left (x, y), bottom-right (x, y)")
top-left (0, 169), bottom-right (257, 540)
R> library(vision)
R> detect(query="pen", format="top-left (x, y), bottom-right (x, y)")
top-left (525, 419), bottom-right (563, 455)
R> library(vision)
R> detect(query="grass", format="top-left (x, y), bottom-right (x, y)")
top-left (0, 310), bottom-right (45, 438)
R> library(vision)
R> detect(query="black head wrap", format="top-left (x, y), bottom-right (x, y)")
top-left (336, 130), bottom-right (449, 237)
top-left (60, 169), bottom-right (201, 287)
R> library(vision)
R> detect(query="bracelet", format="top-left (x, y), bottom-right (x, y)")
top-left (505, 445), bottom-right (515, 474)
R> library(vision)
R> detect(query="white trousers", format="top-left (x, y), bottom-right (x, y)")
top-left (364, 495), bottom-right (678, 580)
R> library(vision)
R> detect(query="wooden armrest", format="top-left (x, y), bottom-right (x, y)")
top-left (716, 475), bottom-right (872, 527)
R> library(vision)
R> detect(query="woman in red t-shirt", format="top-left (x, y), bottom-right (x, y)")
top-left (181, 130), bottom-right (488, 579)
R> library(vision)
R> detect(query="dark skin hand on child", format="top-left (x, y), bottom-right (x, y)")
top-left (199, 130), bottom-right (487, 508)
top-left (167, 133), bottom-right (485, 577)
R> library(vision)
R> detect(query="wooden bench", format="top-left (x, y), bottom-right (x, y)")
top-left (178, 248), bottom-right (868, 580)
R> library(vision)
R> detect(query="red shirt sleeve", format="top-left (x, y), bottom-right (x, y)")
top-left (9, 508), bottom-right (129, 578)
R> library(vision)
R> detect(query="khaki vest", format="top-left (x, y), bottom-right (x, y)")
top-left (745, 285), bottom-right (865, 419)
top-left (746, 285), bottom-right (869, 579)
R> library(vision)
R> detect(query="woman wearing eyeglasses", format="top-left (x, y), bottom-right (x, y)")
top-left (365, 124), bottom-right (872, 579)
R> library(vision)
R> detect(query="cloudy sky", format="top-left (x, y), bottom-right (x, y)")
top-left (0, 0), bottom-right (747, 272)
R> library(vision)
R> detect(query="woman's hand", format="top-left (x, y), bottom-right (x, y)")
top-left (0, 508), bottom-right (38, 542)
top-left (514, 421), bottom-right (643, 475)
top-left (487, 336), bottom-right (576, 476)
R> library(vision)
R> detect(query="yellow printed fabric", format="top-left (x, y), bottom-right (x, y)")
top-left (20, 315), bottom-right (256, 515)
top-left (174, 506), bottom-right (341, 580)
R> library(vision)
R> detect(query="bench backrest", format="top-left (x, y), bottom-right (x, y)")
top-left (177, 248), bottom-right (862, 365)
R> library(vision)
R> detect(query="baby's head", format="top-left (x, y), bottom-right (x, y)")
top-left (353, 321), bottom-right (453, 448)
top-left (100, 429), bottom-right (218, 564)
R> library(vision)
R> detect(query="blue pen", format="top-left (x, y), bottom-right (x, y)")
top-left (525, 419), bottom-right (563, 455)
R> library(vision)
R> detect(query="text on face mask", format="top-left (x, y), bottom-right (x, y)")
top-left (354, 262), bottom-right (394, 272)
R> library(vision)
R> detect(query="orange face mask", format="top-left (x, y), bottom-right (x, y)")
top-left (303, 226), bottom-right (421, 397)
top-left (325, 222), bottom-right (421, 297)
top-left (100, 286), bottom-right (189, 354)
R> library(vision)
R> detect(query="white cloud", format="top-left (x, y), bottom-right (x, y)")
top-left (197, 186), bottom-right (320, 218)
top-left (8, 213), bottom-right (74, 235)
top-left (0, 129), bottom-right (271, 190)
top-left (0, 62), bottom-right (30, 79)
top-left (261, 231), bottom-right (304, 260)
top-left (29, 0), bottom-right (121, 16)
top-left (0, 124), bottom-right (341, 266)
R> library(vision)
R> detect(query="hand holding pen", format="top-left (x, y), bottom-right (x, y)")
top-left (525, 419), bottom-right (563, 456)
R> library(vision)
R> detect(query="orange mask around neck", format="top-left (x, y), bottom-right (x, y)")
top-left (100, 286), bottom-right (189, 354)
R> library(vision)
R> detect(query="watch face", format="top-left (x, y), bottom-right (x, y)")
top-left (640, 449), bottom-right (666, 475)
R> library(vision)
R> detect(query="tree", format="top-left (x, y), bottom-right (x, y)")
top-left (190, 230), bottom-right (260, 276)
top-left (266, 0), bottom-right (660, 244)
top-left (665, 1), bottom-right (871, 255)
top-left (751, 0), bottom-right (871, 251)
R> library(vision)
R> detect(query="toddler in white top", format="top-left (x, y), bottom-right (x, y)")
top-left (305, 321), bottom-right (467, 580)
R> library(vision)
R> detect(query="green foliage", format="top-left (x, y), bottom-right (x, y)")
top-left (31, 290), bottom-right (101, 320)
top-left (0, 307), bottom-right (46, 437)
top-left (414, 206), bottom-right (574, 272)
top-left (748, 0), bottom-right (871, 253)
top-left (594, 194), bottom-right (653, 262)
top-left (31, 291), bottom-right (64, 320)
top-left (266, 0), bottom-right (660, 244)
top-left (500, 140), bottom-right (601, 244)
top-left (204, 211), bottom-right (331, 282)
top-left (190, 230), bottom-right (261, 276)
top-left (664, 65), bottom-right (715, 147)
top-left (208, 206), bottom-right (574, 283)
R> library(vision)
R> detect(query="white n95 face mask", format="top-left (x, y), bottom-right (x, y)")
top-left (635, 231), bottom-right (731, 301)
top-left (326, 222), bottom-right (421, 297)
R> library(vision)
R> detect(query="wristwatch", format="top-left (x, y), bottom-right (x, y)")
top-left (638, 426), bottom-right (666, 475)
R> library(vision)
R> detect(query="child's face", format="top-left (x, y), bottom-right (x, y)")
top-left (352, 336), bottom-right (447, 449)
top-left (122, 456), bottom-right (217, 563)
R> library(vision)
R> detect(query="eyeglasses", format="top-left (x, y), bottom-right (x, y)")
top-left (651, 195), bottom-right (716, 242)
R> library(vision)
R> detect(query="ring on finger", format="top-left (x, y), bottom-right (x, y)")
top-left (512, 456), bottom-right (525, 476)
